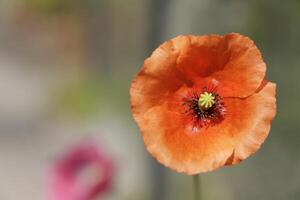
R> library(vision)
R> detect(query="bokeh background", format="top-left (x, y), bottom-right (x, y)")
top-left (0, 0), bottom-right (298, 199)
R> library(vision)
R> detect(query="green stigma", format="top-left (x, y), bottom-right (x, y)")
top-left (198, 92), bottom-right (215, 110)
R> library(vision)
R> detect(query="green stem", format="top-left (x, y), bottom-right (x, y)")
top-left (193, 174), bottom-right (201, 200)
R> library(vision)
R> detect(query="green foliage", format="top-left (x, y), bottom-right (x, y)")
top-left (55, 78), bottom-right (103, 118)
top-left (25, 0), bottom-right (79, 14)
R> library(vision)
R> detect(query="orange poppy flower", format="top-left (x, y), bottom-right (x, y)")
top-left (130, 33), bottom-right (276, 175)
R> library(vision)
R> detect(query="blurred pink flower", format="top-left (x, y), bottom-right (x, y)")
top-left (46, 141), bottom-right (115, 200)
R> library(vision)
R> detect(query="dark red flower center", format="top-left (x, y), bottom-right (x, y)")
top-left (182, 87), bottom-right (226, 129)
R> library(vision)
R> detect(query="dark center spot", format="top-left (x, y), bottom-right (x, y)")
top-left (182, 88), bottom-right (226, 129)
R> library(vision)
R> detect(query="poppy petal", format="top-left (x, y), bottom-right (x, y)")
top-left (223, 81), bottom-right (276, 165)
top-left (174, 33), bottom-right (266, 98)
top-left (133, 82), bottom-right (276, 174)
top-left (213, 33), bottom-right (266, 98)
top-left (130, 37), bottom-right (191, 117)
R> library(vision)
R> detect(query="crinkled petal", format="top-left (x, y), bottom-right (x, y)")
top-left (133, 82), bottom-right (276, 174)
top-left (174, 33), bottom-right (266, 97)
top-left (130, 37), bottom-right (191, 116)
top-left (131, 33), bottom-right (266, 118)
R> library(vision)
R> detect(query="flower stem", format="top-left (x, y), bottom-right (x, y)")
top-left (193, 174), bottom-right (201, 200)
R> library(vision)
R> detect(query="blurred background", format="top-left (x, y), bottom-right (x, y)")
top-left (0, 0), bottom-right (299, 199)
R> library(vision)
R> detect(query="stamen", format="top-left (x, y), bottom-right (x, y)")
top-left (198, 92), bottom-right (215, 110)
top-left (182, 87), bottom-right (225, 129)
